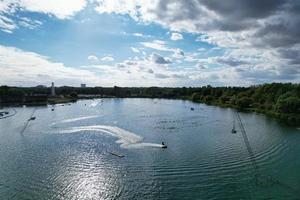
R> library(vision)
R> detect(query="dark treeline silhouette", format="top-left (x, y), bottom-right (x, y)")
top-left (0, 83), bottom-right (299, 125)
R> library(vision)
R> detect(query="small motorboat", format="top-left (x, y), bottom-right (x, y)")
top-left (190, 107), bottom-right (194, 111)
top-left (29, 117), bottom-right (36, 121)
top-left (161, 142), bottom-right (167, 148)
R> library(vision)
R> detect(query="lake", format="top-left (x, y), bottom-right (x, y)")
top-left (0, 98), bottom-right (299, 200)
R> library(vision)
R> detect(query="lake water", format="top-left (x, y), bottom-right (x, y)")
top-left (0, 98), bottom-right (299, 200)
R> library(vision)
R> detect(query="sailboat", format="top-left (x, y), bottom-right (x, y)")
top-left (231, 120), bottom-right (237, 133)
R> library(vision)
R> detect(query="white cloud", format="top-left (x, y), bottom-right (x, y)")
top-left (172, 48), bottom-right (185, 59)
top-left (196, 63), bottom-right (207, 70)
top-left (0, 44), bottom-right (276, 87)
top-left (93, 0), bottom-right (300, 84)
top-left (129, 32), bottom-right (151, 38)
top-left (155, 73), bottom-right (169, 79)
top-left (141, 40), bottom-right (184, 59)
top-left (19, 17), bottom-right (42, 29)
top-left (94, 0), bottom-right (156, 21)
top-left (141, 40), bottom-right (171, 52)
top-left (147, 69), bottom-right (154, 73)
top-left (0, 45), bottom-right (99, 86)
top-left (0, 45), bottom-right (254, 87)
top-left (197, 48), bottom-right (206, 52)
top-left (131, 47), bottom-right (140, 53)
top-left (149, 53), bottom-right (171, 64)
top-left (18, 0), bottom-right (87, 19)
top-left (88, 55), bottom-right (99, 62)
top-left (170, 32), bottom-right (183, 40)
top-left (101, 56), bottom-right (114, 62)
top-left (0, 0), bottom-right (87, 32)
top-left (0, 15), bottom-right (17, 33)
top-left (133, 33), bottom-right (143, 37)
top-left (184, 55), bottom-right (198, 62)
top-left (2, 0), bottom-right (299, 86)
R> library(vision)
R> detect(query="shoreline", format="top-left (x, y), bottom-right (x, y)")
top-left (190, 98), bottom-right (300, 126)
top-left (1, 96), bottom-right (299, 126)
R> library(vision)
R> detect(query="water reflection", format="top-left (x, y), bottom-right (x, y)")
top-left (0, 99), bottom-right (299, 199)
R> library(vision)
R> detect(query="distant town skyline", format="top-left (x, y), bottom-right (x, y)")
top-left (0, 0), bottom-right (299, 87)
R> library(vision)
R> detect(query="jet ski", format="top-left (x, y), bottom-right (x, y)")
top-left (231, 120), bottom-right (237, 133)
top-left (162, 142), bottom-right (167, 148)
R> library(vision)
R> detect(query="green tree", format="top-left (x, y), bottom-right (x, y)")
top-left (191, 92), bottom-right (201, 101)
top-left (237, 97), bottom-right (252, 109)
top-left (276, 94), bottom-right (300, 113)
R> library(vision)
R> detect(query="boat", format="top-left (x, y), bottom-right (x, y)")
top-left (0, 111), bottom-right (9, 115)
top-left (231, 120), bottom-right (237, 133)
top-left (107, 151), bottom-right (125, 158)
top-left (161, 142), bottom-right (167, 148)
top-left (190, 107), bottom-right (194, 111)
top-left (29, 117), bottom-right (36, 120)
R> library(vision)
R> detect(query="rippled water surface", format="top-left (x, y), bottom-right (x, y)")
top-left (0, 99), bottom-right (299, 199)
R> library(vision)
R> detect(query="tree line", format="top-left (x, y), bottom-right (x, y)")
top-left (0, 83), bottom-right (299, 125)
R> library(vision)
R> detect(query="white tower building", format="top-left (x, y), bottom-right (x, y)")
top-left (51, 82), bottom-right (56, 96)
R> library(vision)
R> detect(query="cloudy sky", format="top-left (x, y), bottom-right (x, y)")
top-left (0, 0), bottom-right (299, 87)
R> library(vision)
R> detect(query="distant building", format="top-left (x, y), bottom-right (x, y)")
top-left (81, 84), bottom-right (86, 88)
top-left (51, 82), bottom-right (56, 96)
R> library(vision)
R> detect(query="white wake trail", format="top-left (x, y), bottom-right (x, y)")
top-left (89, 101), bottom-right (102, 107)
top-left (51, 115), bottom-right (100, 126)
top-left (58, 125), bottom-right (163, 149)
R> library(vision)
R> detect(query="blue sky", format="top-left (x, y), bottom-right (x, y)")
top-left (0, 0), bottom-right (299, 87)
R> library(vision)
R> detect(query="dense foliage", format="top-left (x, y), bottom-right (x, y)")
top-left (189, 83), bottom-right (300, 125)
top-left (1, 83), bottom-right (299, 125)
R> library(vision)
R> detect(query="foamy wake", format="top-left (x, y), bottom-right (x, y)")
top-left (89, 101), bottom-right (102, 107)
top-left (58, 125), bottom-right (163, 149)
top-left (51, 115), bottom-right (100, 126)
